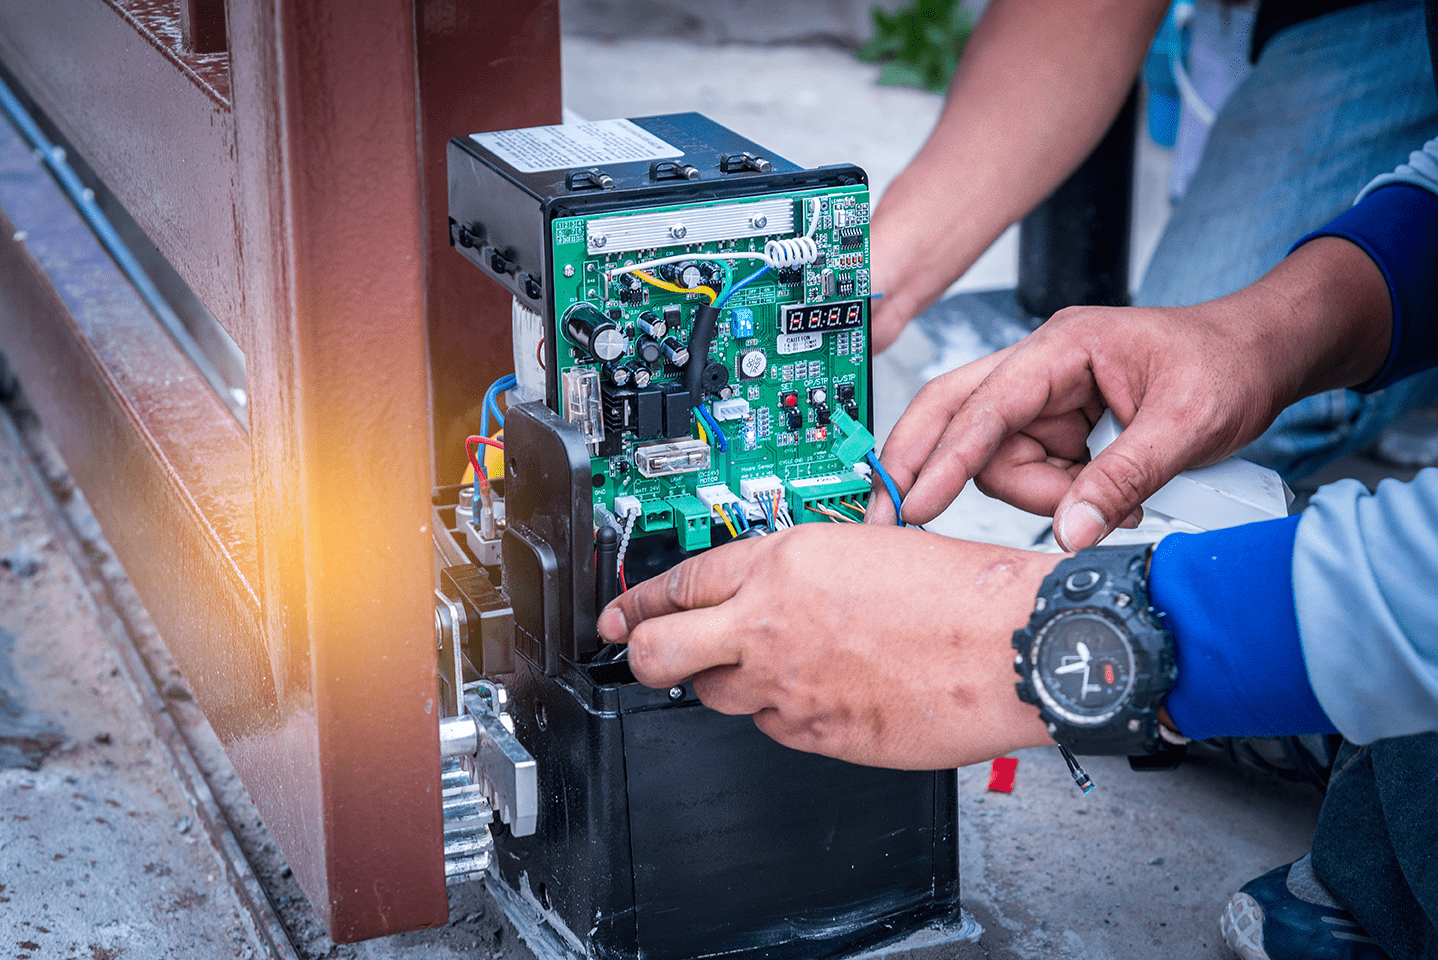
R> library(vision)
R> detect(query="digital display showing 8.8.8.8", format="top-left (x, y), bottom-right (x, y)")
top-left (779, 299), bottom-right (865, 335)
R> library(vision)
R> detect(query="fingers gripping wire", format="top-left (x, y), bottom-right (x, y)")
top-left (866, 450), bottom-right (906, 527)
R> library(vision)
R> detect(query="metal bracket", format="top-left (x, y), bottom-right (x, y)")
top-left (439, 681), bottom-right (538, 837)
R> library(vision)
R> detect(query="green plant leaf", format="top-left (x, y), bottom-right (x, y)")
top-left (858, 0), bottom-right (973, 92)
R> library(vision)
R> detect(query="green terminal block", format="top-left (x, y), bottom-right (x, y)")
top-left (786, 472), bottom-right (872, 525)
top-left (829, 409), bottom-right (876, 466)
top-left (637, 500), bottom-right (674, 534)
top-left (668, 495), bottom-right (713, 552)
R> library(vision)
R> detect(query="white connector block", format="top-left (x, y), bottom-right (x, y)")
top-left (711, 397), bottom-right (752, 422)
top-left (614, 495), bottom-right (643, 520)
top-left (695, 484), bottom-right (741, 510)
top-left (1086, 410), bottom-right (1292, 531)
top-left (739, 475), bottom-right (785, 500)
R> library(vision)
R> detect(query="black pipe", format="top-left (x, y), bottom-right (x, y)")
top-left (1016, 86), bottom-right (1139, 322)
top-left (684, 303), bottom-right (722, 404)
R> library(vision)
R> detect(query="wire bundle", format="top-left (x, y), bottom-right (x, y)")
top-left (603, 198), bottom-right (823, 294)
top-left (712, 502), bottom-right (749, 538)
top-left (694, 404), bottom-right (728, 452)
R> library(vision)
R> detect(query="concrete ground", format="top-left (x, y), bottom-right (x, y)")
top-left (1, 25), bottom-right (1417, 960)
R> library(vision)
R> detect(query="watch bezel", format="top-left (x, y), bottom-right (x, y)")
top-left (1028, 606), bottom-right (1137, 727)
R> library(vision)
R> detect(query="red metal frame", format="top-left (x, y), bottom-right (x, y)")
top-left (0, 0), bottom-right (560, 941)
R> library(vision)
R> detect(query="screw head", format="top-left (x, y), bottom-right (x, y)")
top-left (590, 233), bottom-right (607, 248)
top-left (668, 686), bottom-right (684, 702)
top-left (751, 215), bottom-right (768, 230)
top-left (563, 264), bottom-right (575, 277)
top-left (1128, 718), bottom-right (1142, 733)
top-left (669, 224), bottom-right (687, 240)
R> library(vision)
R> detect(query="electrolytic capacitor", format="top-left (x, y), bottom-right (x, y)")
top-left (604, 361), bottom-right (631, 387)
top-left (564, 303), bottom-right (628, 362)
top-left (660, 336), bottom-right (690, 367)
top-left (636, 336), bottom-right (663, 365)
top-left (635, 311), bottom-right (667, 339)
top-left (628, 363), bottom-right (653, 388)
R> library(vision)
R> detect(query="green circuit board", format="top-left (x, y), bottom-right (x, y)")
top-left (550, 184), bottom-right (873, 549)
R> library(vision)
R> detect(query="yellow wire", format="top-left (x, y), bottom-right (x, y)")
top-left (714, 504), bottom-right (739, 538)
top-left (838, 499), bottom-right (867, 519)
top-left (694, 416), bottom-right (708, 444)
top-left (632, 269), bottom-right (718, 304)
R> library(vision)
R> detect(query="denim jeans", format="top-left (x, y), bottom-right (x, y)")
top-left (1136, 0), bottom-right (1438, 479)
top-left (1311, 735), bottom-right (1438, 960)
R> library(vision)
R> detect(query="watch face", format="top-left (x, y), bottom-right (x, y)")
top-left (1032, 609), bottom-right (1136, 725)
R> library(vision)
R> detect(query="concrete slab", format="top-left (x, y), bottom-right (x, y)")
top-left (0, 411), bottom-right (276, 959)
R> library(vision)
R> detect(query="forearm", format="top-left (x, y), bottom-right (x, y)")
top-left (1214, 236), bottom-right (1393, 408)
top-left (870, 0), bottom-right (1168, 334)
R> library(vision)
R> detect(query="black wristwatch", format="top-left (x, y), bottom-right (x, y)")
top-left (1013, 543), bottom-right (1182, 769)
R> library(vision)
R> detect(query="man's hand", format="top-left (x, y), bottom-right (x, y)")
top-left (867, 237), bottom-right (1394, 549)
top-left (596, 523), bottom-right (1058, 770)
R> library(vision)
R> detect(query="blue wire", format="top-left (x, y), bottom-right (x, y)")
top-left (866, 450), bottom-right (906, 527)
top-left (695, 404), bottom-right (728, 452)
top-left (482, 374), bottom-right (517, 436)
top-left (714, 265), bottom-right (772, 310)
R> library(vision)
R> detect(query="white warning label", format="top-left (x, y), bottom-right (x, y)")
top-left (471, 119), bottom-right (683, 173)
top-left (776, 332), bottom-right (824, 355)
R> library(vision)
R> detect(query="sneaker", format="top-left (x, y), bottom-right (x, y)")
top-left (1220, 860), bottom-right (1389, 960)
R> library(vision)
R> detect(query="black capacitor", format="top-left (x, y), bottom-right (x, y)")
top-left (659, 261), bottom-right (707, 290)
top-left (628, 363), bottom-right (653, 388)
top-left (636, 336), bottom-right (663, 365)
top-left (636, 311), bottom-right (667, 339)
top-left (565, 303), bottom-right (628, 362)
top-left (660, 336), bottom-right (690, 367)
top-left (605, 362), bottom-right (631, 387)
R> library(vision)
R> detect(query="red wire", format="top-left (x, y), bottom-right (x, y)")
top-left (465, 435), bottom-right (505, 490)
top-left (537, 338), bottom-right (546, 371)
top-left (619, 563), bottom-right (627, 592)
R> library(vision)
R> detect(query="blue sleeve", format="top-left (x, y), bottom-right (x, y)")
top-left (1149, 518), bottom-right (1338, 740)
top-left (1293, 181), bottom-right (1438, 392)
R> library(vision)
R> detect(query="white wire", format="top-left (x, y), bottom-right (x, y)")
top-left (1169, 2), bottom-right (1216, 126)
top-left (605, 198), bottom-right (825, 280)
